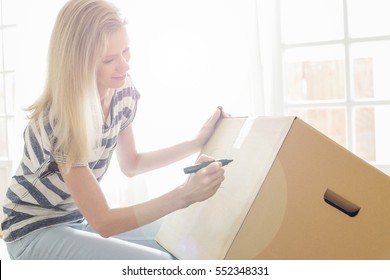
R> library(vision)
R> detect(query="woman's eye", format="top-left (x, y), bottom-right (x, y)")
top-left (103, 59), bottom-right (114, 64)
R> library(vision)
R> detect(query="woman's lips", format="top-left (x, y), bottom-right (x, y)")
top-left (112, 74), bottom-right (126, 80)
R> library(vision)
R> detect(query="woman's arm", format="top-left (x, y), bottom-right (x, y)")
top-left (59, 154), bottom-right (224, 238)
top-left (116, 107), bottom-right (227, 177)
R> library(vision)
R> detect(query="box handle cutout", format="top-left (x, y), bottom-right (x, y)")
top-left (324, 189), bottom-right (361, 217)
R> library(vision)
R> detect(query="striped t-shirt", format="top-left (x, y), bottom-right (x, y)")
top-left (1, 78), bottom-right (140, 242)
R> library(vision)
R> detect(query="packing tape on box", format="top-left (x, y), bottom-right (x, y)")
top-left (233, 117), bottom-right (255, 150)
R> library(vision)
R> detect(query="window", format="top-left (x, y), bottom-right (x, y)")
top-left (0, 0), bottom-right (17, 227)
top-left (267, 0), bottom-right (390, 172)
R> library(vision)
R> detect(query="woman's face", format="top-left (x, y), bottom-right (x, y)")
top-left (97, 26), bottom-right (130, 95)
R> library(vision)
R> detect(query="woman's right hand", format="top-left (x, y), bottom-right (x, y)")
top-left (178, 154), bottom-right (226, 208)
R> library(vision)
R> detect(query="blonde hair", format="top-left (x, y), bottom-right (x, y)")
top-left (26, 0), bottom-right (126, 170)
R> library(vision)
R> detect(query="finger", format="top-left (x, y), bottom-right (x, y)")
top-left (207, 175), bottom-right (225, 195)
top-left (207, 107), bottom-right (223, 127)
top-left (204, 161), bottom-right (223, 174)
top-left (196, 154), bottom-right (215, 163)
top-left (210, 175), bottom-right (225, 189)
top-left (222, 111), bottom-right (231, 118)
top-left (194, 163), bottom-right (224, 183)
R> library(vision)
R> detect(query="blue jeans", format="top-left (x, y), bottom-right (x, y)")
top-left (6, 219), bottom-right (174, 260)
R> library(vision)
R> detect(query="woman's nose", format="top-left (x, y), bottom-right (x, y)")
top-left (117, 54), bottom-right (130, 72)
top-left (118, 58), bottom-right (130, 72)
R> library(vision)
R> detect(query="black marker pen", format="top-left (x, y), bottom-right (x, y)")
top-left (183, 159), bottom-right (233, 174)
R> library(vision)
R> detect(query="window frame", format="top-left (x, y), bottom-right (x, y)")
top-left (270, 0), bottom-right (390, 173)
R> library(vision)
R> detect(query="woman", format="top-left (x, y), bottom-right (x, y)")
top-left (1, 0), bottom-right (227, 259)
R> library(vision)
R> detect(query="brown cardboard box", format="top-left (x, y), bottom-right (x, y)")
top-left (155, 117), bottom-right (390, 259)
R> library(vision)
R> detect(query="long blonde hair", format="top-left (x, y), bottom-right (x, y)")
top-left (27, 0), bottom-right (126, 170)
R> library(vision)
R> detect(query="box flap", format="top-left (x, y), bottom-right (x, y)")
top-left (155, 116), bottom-right (295, 259)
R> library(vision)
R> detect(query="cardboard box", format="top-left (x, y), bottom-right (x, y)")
top-left (155, 117), bottom-right (390, 259)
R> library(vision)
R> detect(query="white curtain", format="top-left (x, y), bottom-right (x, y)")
top-left (102, 0), bottom-right (268, 205)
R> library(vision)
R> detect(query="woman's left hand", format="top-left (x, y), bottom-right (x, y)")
top-left (193, 106), bottom-right (231, 150)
